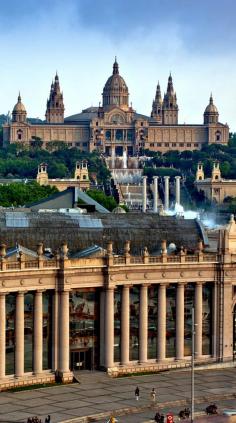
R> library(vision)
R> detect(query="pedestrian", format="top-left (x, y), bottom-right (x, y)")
top-left (150, 387), bottom-right (156, 402)
top-left (135, 386), bottom-right (140, 400)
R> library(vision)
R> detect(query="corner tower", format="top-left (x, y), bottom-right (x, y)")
top-left (102, 58), bottom-right (129, 111)
top-left (45, 73), bottom-right (65, 123)
top-left (163, 74), bottom-right (178, 125)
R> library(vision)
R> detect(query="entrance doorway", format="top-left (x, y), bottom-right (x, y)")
top-left (70, 348), bottom-right (93, 371)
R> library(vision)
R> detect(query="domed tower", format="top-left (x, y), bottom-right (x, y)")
top-left (204, 94), bottom-right (219, 124)
top-left (45, 73), bottom-right (65, 123)
top-left (102, 58), bottom-right (129, 111)
top-left (12, 93), bottom-right (27, 123)
top-left (163, 74), bottom-right (178, 125)
top-left (151, 82), bottom-right (163, 124)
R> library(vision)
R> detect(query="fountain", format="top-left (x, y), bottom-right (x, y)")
top-left (122, 149), bottom-right (128, 169)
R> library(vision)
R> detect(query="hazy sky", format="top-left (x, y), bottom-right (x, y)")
top-left (1, 0), bottom-right (235, 128)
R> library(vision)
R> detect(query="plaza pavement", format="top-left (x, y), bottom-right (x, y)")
top-left (0, 367), bottom-right (236, 422)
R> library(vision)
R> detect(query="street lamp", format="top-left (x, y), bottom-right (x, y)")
top-left (191, 307), bottom-right (197, 423)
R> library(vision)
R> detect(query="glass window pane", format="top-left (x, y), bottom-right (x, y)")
top-left (184, 284), bottom-right (195, 356)
top-left (43, 291), bottom-right (53, 370)
top-left (114, 288), bottom-right (121, 362)
top-left (166, 285), bottom-right (176, 358)
top-left (6, 294), bottom-right (15, 375)
top-left (202, 284), bottom-right (213, 355)
top-left (148, 286), bottom-right (158, 359)
top-left (24, 293), bottom-right (34, 372)
top-left (130, 287), bottom-right (139, 361)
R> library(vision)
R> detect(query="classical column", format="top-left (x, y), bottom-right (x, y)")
top-left (157, 284), bottom-right (166, 361)
top-left (175, 176), bottom-right (181, 205)
top-left (100, 290), bottom-right (105, 367)
top-left (15, 292), bottom-right (24, 377)
top-left (142, 176), bottom-right (147, 213)
top-left (0, 293), bottom-right (6, 378)
top-left (153, 176), bottom-right (159, 213)
top-left (164, 176), bottom-right (170, 210)
top-left (139, 285), bottom-right (148, 363)
top-left (33, 291), bottom-right (43, 375)
top-left (195, 283), bottom-right (202, 358)
top-left (176, 284), bottom-right (185, 360)
top-left (121, 285), bottom-right (130, 365)
top-left (104, 288), bottom-right (114, 368)
top-left (59, 290), bottom-right (70, 373)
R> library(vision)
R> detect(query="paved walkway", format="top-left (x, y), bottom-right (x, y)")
top-left (0, 367), bottom-right (236, 422)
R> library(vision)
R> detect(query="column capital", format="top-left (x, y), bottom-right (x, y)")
top-left (17, 292), bottom-right (25, 297)
top-left (0, 292), bottom-right (7, 297)
top-left (158, 283), bottom-right (167, 289)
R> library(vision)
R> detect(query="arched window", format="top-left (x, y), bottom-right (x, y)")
top-left (83, 175), bottom-right (87, 180)
top-left (17, 130), bottom-right (23, 140)
top-left (215, 131), bottom-right (221, 142)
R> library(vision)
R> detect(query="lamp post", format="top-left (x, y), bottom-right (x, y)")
top-left (191, 307), bottom-right (196, 423)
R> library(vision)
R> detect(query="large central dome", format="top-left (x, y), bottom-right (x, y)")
top-left (102, 58), bottom-right (129, 111)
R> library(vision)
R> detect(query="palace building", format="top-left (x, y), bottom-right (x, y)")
top-left (3, 60), bottom-right (229, 154)
top-left (0, 210), bottom-right (235, 389)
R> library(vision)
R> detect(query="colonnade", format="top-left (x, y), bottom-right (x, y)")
top-left (103, 282), bottom-right (204, 368)
top-left (142, 175), bottom-right (181, 212)
top-left (0, 283), bottom-right (206, 380)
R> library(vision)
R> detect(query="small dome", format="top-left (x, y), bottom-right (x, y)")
top-left (112, 206), bottom-right (126, 214)
top-left (13, 94), bottom-right (26, 113)
top-left (204, 94), bottom-right (218, 114)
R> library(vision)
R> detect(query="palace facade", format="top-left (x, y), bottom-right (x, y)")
top-left (3, 60), bottom-right (229, 155)
top-left (0, 212), bottom-right (236, 389)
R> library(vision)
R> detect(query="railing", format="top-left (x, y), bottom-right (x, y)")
top-left (167, 256), bottom-right (180, 263)
top-left (203, 254), bottom-right (217, 262)
top-left (148, 256), bottom-right (162, 263)
top-left (43, 260), bottom-right (57, 268)
top-left (6, 262), bottom-right (20, 270)
top-left (130, 257), bottom-right (143, 264)
top-left (185, 255), bottom-right (198, 262)
top-left (24, 260), bottom-right (39, 269)
top-left (113, 256), bottom-right (126, 265)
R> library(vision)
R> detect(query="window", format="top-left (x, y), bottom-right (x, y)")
top-left (141, 122), bottom-right (143, 127)
top-left (156, 143), bottom-right (162, 147)
top-left (172, 143), bottom-right (176, 147)
top-left (76, 142), bottom-right (80, 147)
top-left (83, 175), bottom-right (87, 180)
top-left (215, 131), bottom-right (221, 142)
top-left (180, 143), bottom-right (184, 147)
top-left (83, 142), bottom-right (88, 147)
top-left (194, 143), bottom-right (199, 147)
top-left (17, 130), bottom-right (23, 140)
top-left (166, 143), bottom-right (169, 147)
top-left (187, 143), bottom-right (191, 147)
top-left (96, 122), bottom-right (98, 126)
top-left (150, 143), bottom-right (154, 147)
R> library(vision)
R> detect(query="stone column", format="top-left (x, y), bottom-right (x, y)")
top-left (153, 176), bottom-right (159, 213)
top-left (164, 176), bottom-right (170, 210)
top-left (176, 284), bottom-right (185, 360)
top-left (33, 291), bottom-right (43, 375)
top-left (0, 293), bottom-right (6, 378)
top-left (175, 176), bottom-right (181, 205)
top-left (15, 292), bottom-right (24, 377)
top-left (59, 290), bottom-right (70, 373)
top-left (142, 176), bottom-right (147, 213)
top-left (104, 288), bottom-right (114, 368)
top-left (195, 283), bottom-right (202, 358)
top-left (139, 285), bottom-right (148, 363)
top-left (157, 284), bottom-right (166, 361)
top-left (100, 290), bottom-right (105, 367)
top-left (121, 285), bottom-right (130, 365)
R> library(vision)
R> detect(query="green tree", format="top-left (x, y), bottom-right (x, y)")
top-left (0, 181), bottom-right (58, 207)
top-left (87, 189), bottom-right (117, 211)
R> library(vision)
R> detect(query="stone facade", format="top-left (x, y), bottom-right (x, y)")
top-left (3, 60), bottom-right (229, 154)
top-left (195, 161), bottom-right (236, 203)
top-left (0, 216), bottom-right (236, 389)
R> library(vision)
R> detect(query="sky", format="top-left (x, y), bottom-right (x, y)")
top-left (0, 0), bottom-right (236, 129)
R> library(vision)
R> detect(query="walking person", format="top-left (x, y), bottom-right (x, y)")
top-left (150, 387), bottom-right (156, 402)
top-left (135, 386), bottom-right (140, 401)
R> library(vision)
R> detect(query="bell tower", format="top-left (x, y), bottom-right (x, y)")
top-left (36, 163), bottom-right (49, 186)
top-left (163, 74), bottom-right (178, 125)
top-left (211, 161), bottom-right (221, 181)
top-left (45, 73), bottom-right (65, 123)
top-left (151, 82), bottom-right (163, 124)
top-left (196, 162), bottom-right (205, 181)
